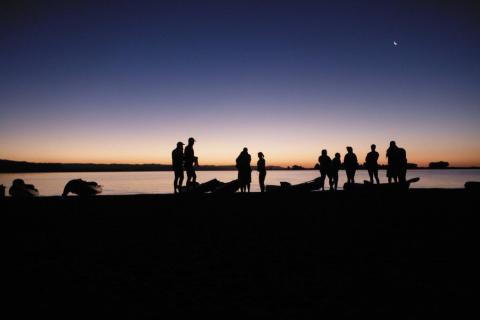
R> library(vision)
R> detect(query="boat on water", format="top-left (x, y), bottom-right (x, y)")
top-left (62, 179), bottom-right (102, 196)
top-left (343, 177), bottom-right (420, 191)
top-left (266, 177), bottom-right (323, 192)
top-left (9, 179), bottom-right (39, 197)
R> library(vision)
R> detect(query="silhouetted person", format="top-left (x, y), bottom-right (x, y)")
top-left (236, 147), bottom-right (252, 192)
top-left (397, 146), bottom-right (408, 183)
top-left (331, 153), bottom-right (341, 190)
top-left (318, 149), bottom-right (332, 190)
top-left (386, 141), bottom-right (399, 183)
top-left (184, 137), bottom-right (198, 187)
top-left (344, 146), bottom-right (358, 184)
top-left (257, 152), bottom-right (266, 192)
top-left (366, 144), bottom-right (380, 184)
top-left (172, 141), bottom-right (184, 193)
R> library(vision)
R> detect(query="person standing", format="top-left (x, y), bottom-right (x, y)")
top-left (318, 149), bottom-right (332, 190)
top-left (330, 153), bottom-right (341, 190)
top-left (171, 141), bottom-right (184, 193)
top-left (365, 144), bottom-right (380, 184)
top-left (184, 137), bottom-right (198, 187)
top-left (344, 146), bottom-right (358, 184)
top-left (236, 148), bottom-right (252, 192)
top-left (386, 141), bottom-right (399, 183)
top-left (257, 152), bottom-right (267, 192)
top-left (397, 146), bottom-right (408, 183)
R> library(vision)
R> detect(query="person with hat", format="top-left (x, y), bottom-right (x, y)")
top-left (184, 137), bottom-right (199, 187)
top-left (172, 141), bottom-right (185, 193)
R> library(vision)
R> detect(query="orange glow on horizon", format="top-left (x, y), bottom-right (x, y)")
top-left (2, 154), bottom-right (479, 168)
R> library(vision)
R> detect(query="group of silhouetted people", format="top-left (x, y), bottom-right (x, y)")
top-left (172, 139), bottom-right (267, 193)
top-left (172, 139), bottom-right (407, 193)
top-left (386, 141), bottom-right (408, 183)
top-left (172, 137), bottom-right (198, 193)
top-left (235, 148), bottom-right (267, 193)
top-left (318, 147), bottom-right (359, 190)
top-left (316, 141), bottom-right (408, 190)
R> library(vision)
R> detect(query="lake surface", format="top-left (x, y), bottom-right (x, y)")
top-left (1, 169), bottom-right (479, 196)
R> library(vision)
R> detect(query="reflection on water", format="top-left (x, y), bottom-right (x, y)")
top-left (0, 170), bottom-right (479, 196)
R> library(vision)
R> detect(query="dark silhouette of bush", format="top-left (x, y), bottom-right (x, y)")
top-left (429, 161), bottom-right (449, 169)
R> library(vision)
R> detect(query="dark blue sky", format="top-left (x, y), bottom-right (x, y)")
top-left (1, 0), bottom-right (479, 165)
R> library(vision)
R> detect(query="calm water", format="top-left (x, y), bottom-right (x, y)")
top-left (1, 170), bottom-right (479, 196)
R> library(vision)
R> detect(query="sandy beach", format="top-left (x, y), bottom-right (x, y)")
top-left (3, 189), bottom-right (476, 317)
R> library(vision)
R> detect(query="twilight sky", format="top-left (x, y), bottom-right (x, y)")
top-left (1, 0), bottom-right (479, 166)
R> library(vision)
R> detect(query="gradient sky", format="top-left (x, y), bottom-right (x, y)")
top-left (1, 0), bottom-right (479, 167)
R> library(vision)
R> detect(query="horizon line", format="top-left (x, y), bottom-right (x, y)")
top-left (1, 158), bottom-right (479, 169)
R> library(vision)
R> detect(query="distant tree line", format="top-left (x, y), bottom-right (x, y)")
top-left (428, 161), bottom-right (449, 169)
top-left (0, 159), bottom-right (471, 173)
top-left (0, 159), bottom-right (285, 173)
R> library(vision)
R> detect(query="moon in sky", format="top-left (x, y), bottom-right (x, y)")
top-left (393, 41), bottom-right (398, 46)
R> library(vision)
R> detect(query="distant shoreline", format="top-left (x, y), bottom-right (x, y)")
top-left (1, 159), bottom-right (478, 173)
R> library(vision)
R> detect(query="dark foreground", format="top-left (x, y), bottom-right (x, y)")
top-left (3, 190), bottom-right (476, 317)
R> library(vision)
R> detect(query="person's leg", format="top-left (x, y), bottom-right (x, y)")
top-left (173, 174), bottom-right (178, 193)
top-left (351, 170), bottom-right (356, 184)
top-left (374, 169), bottom-right (379, 184)
top-left (368, 169), bottom-right (374, 183)
top-left (192, 170), bottom-right (197, 184)
top-left (247, 183), bottom-right (250, 192)
top-left (185, 167), bottom-right (191, 186)
top-left (320, 171), bottom-right (326, 190)
top-left (178, 171), bottom-right (184, 191)
top-left (259, 172), bottom-right (265, 192)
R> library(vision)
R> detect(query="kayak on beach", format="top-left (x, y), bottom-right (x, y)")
top-left (212, 179), bottom-right (240, 194)
top-left (266, 177), bottom-right (323, 192)
top-left (465, 181), bottom-right (480, 190)
top-left (178, 179), bottom-right (240, 194)
top-left (179, 179), bottom-right (223, 194)
top-left (343, 177), bottom-right (420, 191)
